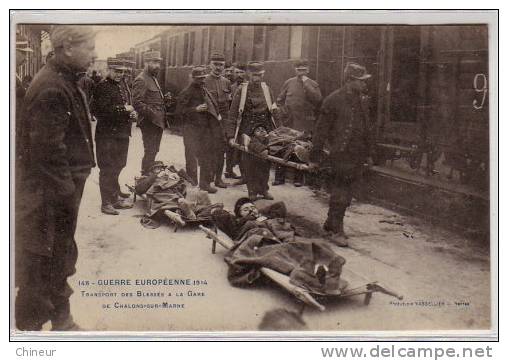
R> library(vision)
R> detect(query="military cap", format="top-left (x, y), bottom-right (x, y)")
top-left (209, 51), bottom-right (225, 62)
top-left (149, 160), bottom-right (166, 172)
top-left (16, 31), bottom-right (33, 52)
top-left (107, 57), bottom-right (128, 71)
top-left (234, 197), bottom-right (255, 217)
top-left (247, 61), bottom-right (265, 74)
top-left (191, 66), bottom-right (207, 78)
top-left (234, 62), bottom-right (247, 71)
top-left (50, 25), bottom-right (97, 48)
top-left (143, 50), bottom-right (162, 62)
top-left (344, 62), bottom-right (371, 80)
top-left (294, 59), bottom-right (309, 69)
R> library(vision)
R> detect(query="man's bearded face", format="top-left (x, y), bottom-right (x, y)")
top-left (239, 203), bottom-right (259, 219)
top-left (110, 68), bottom-right (124, 82)
top-left (146, 60), bottom-right (161, 76)
top-left (234, 69), bottom-right (245, 82)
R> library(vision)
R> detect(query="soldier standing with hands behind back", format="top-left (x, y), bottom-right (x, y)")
top-left (309, 62), bottom-right (374, 248)
top-left (92, 58), bottom-right (138, 215)
top-left (132, 50), bottom-right (166, 175)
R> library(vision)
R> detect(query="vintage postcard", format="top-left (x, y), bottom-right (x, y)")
top-left (10, 10), bottom-right (498, 339)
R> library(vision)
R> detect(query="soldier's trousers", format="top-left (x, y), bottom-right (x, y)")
top-left (242, 152), bottom-right (270, 195)
top-left (15, 176), bottom-right (87, 331)
top-left (140, 121), bottom-right (163, 174)
top-left (183, 122), bottom-right (217, 188)
top-left (214, 138), bottom-right (227, 182)
top-left (324, 167), bottom-right (361, 233)
top-left (182, 123), bottom-right (198, 183)
top-left (96, 136), bottom-right (129, 205)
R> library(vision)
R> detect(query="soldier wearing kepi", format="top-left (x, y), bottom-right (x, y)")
top-left (92, 58), bottom-right (138, 215)
top-left (274, 59), bottom-right (322, 187)
top-left (231, 63), bottom-right (247, 96)
top-left (227, 61), bottom-right (279, 200)
top-left (15, 25), bottom-right (97, 331)
top-left (132, 50), bottom-right (166, 175)
top-left (309, 62), bottom-right (375, 248)
top-left (204, 51), bottom-right (232, 188)
top-left (177, 66), bottom-right (223, 194)
top-left (224, 62), bottom-right (235, 83)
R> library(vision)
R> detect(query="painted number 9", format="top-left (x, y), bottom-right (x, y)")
top-left (473, 73), bottom-right (488, 110)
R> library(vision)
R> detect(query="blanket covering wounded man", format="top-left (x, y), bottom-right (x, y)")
top-left (212, 199), bottom-right (347, 294)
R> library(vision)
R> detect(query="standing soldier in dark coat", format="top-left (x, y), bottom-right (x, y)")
top-left (309, 62), bottom-right (374, 248)
top-left (228, 63), bottom-right (248, 184)
top-left (132, 50), bottom-right (166, 175)
top-left (274, 59), bottom-right (322, 187)
top-left (231, 63), bottom-right (247, 96)
top-left (227, 61), bottom-right (279, 200)
top-left (204, 51), bottom-right (232, 188)
top-left (224, 62), bottom-right (235, 83)
top-left (177, 66), bottom-right (223, 194)
top-left (15, 31), bottom-right (33, 184)
top-left (92, 58), bottom-right (138, 215)
top-left (15, 25), bottom-right (97, 331)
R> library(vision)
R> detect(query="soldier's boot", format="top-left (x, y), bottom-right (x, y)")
top-left (272, 166), bottom-right (285, 186)
top-left (233, 178), bottom-right (247, 186)
top-left (51, 315), bottom-right (85, 332)
top-left (325, 232), bottom-right (349, 247)
top-left (200, 183), bottom-right (218, 194)
top-left (248, 191), bottom-right (258, 201)
top-left (214, 177), bottom-right (228, 188)
top-left (261, 191), bottom-right (274, 200)
top-left (101, 203), bottom-right (119, 215)
top-left (113, 199), bottom-right (133, 209)
top-left (293, 171), bottom-right (304, 187)
top-left (225, 169), bottom-right (241, 179)
top-left (323, 215), bottom-right (348, 247)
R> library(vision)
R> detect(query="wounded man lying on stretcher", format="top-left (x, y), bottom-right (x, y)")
top-left (211, 197), bottom-right (346, 294)
top-left (135, 161), bottom-right (223, 228)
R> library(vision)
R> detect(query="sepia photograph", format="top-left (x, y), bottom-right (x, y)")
top-left (10, 10), bottom-right (497, 338)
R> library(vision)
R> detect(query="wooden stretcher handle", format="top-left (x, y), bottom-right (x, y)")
top-left (229, 142), bottom-right (311, 171)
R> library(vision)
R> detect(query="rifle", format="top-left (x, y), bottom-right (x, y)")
top-left (199, 225), bottom-right (326, 311)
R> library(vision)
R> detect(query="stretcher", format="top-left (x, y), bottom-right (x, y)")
top-left (199, 225), bottom-right (403, 312)
top-left (229, 142), bottom-right (312, 172)
top-left (126, 180), bottom-right (217, 232)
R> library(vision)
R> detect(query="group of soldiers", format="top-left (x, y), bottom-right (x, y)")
top-left (14, 25), bottom-right (374, 331)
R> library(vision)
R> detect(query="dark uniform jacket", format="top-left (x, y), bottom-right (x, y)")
top-left (227, 82), bottom-right (276, 140)
top-left (310, 86), bottom-right (374, 174)
top-left (16, 76), bottom-right (27, 173)
top-left (204, 74), bottom-right (231, 117)
top-left (276, 76), bottom-right (322, 133)
top-left (92, 77), bottom-right (132, 139)
top-left (176, 82), bottom-right (221, 127)
top-left (132, 70), bottom-right (165, 129)
top-left (20, 58), bottom-right (95, 256)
